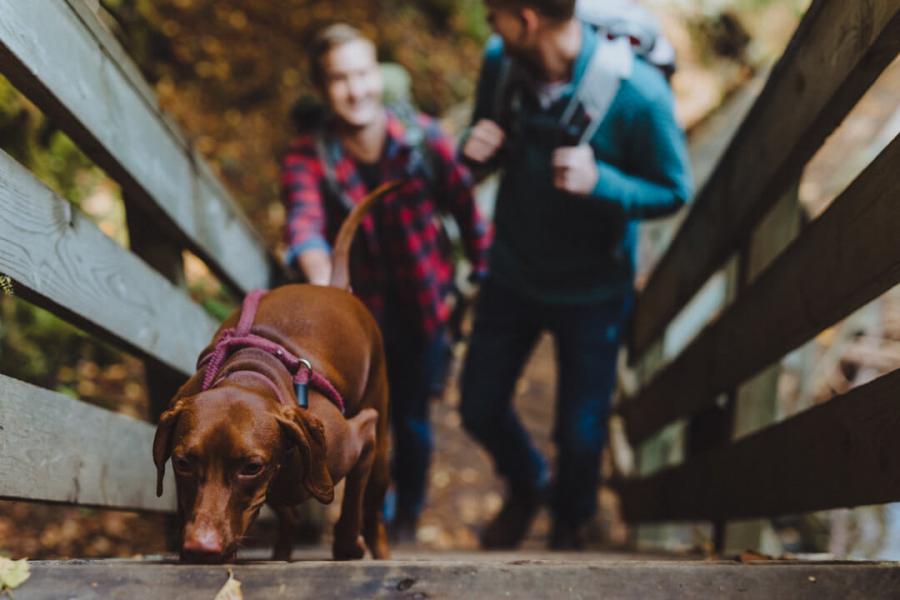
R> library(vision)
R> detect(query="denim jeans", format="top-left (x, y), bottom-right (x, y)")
top-left (460, 278), bottom-right (631, 524)
top-left (383, 324), bottom-right (447, 521)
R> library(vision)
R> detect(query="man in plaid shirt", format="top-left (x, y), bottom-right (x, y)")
top-left (281, 24), bottom-right (491, 540)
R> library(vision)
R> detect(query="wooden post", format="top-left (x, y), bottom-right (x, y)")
top-left (725, 183), bottom-right (803, 554)
top-left (125, 192), bottom-right (186, 551)
top-left (124, 193), bottom-right (188, 421)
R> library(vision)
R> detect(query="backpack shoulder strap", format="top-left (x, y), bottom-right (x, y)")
top-left (561, 35), bottom-right (634, 144)
top-left (314, 129), bottom-right (355, 212)
top-left (389, 103), bottom-right (441, 191)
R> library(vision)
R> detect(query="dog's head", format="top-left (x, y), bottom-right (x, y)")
top-left (152, 383), bottom-right (334, 563)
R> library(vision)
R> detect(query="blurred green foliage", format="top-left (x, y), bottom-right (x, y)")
top-left (0, 75), bottom-right (121, 394)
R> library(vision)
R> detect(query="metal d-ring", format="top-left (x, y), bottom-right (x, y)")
top-left (297, 358), bottom-right (312, 377)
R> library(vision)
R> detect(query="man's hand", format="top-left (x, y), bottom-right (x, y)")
top-left (462, 119), bottom-right (506, 164)
top-left (553, 145), bottom-right (599, 196)
top-left (297, 248), bottom-right (332, 286)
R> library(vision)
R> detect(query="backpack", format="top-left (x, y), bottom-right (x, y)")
top-left (575, 0), bottom-right (676, 79)
top-left (495, 0), bottom-right (675, 147)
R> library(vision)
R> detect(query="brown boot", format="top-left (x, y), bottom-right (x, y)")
top-left (479, 487), bottom-right (545, 549)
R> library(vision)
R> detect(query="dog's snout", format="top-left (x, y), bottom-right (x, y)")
top-left (182, 525), bottom-right (226, 561)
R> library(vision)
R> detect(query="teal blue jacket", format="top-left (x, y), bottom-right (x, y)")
top-left (466, 23), bottom-right (693, 305)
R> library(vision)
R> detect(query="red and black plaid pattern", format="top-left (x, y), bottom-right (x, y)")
top-left (281, 110), bottom-right (491, 339)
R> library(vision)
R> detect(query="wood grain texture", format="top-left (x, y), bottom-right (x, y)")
top-left (618, 367), bottom-right (900, 523)
top-left (0, 149), bottom-right (217, 375)
top-left (621, 134), bottom-right (900, 444)
top-left (18, 560), bottom-right (900, 600)
top-left (0, 0), bottom-right (274, 293)
top-left (0, 374), bottom-right (176, 511)
top-left (631, 0), bottom-right (900, 358)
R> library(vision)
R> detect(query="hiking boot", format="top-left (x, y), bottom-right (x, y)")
top-left (388, 513), bottom-right (419, 545)
top-left (480, 487), bottom-right (545, 550)
top-left (548, 519), bottom-right (587, 551)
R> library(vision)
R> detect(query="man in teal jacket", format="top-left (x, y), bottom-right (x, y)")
top-left (459, 0), bottom-right (693, 549)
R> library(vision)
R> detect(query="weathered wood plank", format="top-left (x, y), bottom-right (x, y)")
top-left (17, 560), bottom-right (900, 600)
top-left (630, 0), bottom-right (900, 358)
top-left (0, 374), bottom-right (175, 511)
top-left (621, 134), bottom-right (900, 444)
top-left (0, 149), bottom-right (217, 375)
top-left (618, 367), bottom-right (900, 523)
top-left (0, 0), bottom-right (274, 293)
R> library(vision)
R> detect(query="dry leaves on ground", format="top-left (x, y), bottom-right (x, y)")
top-left (214, 569), bottom-right (243, 600)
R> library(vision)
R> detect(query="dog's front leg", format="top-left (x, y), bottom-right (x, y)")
top-left (332, 408), bottom-right (378, 560)
top-left (272, 504), bottom-right (297, 561)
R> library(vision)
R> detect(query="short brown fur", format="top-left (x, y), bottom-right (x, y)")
top-left (153, 182), bottom-right (399, 562)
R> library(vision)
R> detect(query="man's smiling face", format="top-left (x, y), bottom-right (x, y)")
top-left (320, 39), bottom-right (384, 129)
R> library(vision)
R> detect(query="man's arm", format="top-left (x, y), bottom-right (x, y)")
top-left (592, 90), bottom-right (693, 219)
top-left (281, 146), bottom-right (333, 285)
top-left (459, 36), bottom-right (507, 180)
top-left (553, 81), bottom-right (693, 219)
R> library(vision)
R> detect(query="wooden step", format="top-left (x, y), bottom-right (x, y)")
top-left (16, 554), bottom-right (900, 599)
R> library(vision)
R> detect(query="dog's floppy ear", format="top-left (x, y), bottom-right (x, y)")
top-left (152, 399), bottom-right (185, 497)
top-left (278, 408), bottom-right (334, 504)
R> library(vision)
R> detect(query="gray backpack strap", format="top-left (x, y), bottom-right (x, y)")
top-left (561, 35), bottom-right (634, 144)
top-left (390, 102), bottom-right (439, 191)
top-left (314, 129), bottom-right (355, 212)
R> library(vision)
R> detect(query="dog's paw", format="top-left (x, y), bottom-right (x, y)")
top-left (332, 535), bottom-right (366, 561)
top-left (369, 538), bottom-right (390, 560)
top-left (364, 522), bottom-right (390, 560)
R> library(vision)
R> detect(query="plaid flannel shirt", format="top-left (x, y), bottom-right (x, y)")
top-left (281, 110), bottom-right (491, 340)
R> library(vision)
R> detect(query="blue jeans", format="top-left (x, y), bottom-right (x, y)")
top-left (384, 324), bottom-right (447, 521)
top-left (460, 278), bottom-right (630, 524)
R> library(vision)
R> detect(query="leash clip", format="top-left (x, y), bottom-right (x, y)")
top-left (294, 358), bottom-right (312, 409)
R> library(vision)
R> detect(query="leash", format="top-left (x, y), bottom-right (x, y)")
top-left (197, 289), bottom-right (345, 414)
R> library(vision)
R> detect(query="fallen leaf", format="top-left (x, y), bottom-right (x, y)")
top-left (214, 569), bottom-right (242, 600)
top-left (0, 557), bottom-right (30, 593)
top-left (738, 550), bottom-right (774, 563)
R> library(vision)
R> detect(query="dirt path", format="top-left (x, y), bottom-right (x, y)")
top-left (404, 334), bottom-right (626, 551)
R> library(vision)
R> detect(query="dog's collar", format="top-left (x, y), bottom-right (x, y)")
top-left (197, 289), bottom-right (346, 414)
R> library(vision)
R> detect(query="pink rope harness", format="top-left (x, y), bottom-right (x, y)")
top-left (197, 289), bottom-right (345, 414)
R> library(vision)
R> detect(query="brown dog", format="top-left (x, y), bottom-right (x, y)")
top-left (152, 181), bottom-right (401, 562)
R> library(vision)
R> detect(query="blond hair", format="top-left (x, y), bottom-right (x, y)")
top-left (309, 24), bottom-right (376, 86)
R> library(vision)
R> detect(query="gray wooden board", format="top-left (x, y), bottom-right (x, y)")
top-left (618, 368), bottom-right (900, 523)
top-left (621, 134), bottom-right (900, 444)
top-left (0, 374), bottom-right (176, 511)
top-left (15, 560), bottom-right (900, 599)
top-left (630, 0), bottom-right (900, 358)
top-left (0, 0), bottom-right (272, 293)
top-left (0, 148), bottom-right (217, 375)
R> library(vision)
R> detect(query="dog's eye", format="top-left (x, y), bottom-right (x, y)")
top-left (239, 462), bottom-right (264, 478)
top-left (172, 456), bottom-right (193, 474)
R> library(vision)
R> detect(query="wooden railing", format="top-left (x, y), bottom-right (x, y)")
top-left (0, 1), bottom-right (280, 515)
top-left (617, 0), bottom-right (900, 548)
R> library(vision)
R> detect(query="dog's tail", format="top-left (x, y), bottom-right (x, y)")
top-left (329, 180), bottom-right (404, 290)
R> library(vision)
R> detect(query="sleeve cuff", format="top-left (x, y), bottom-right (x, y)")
top-left (592, 161), bottom-right (632, 214)
top-left (284, 238), bottom-right (331, 269)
